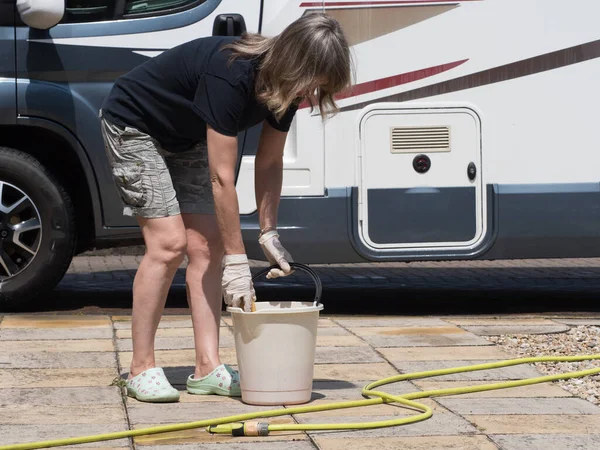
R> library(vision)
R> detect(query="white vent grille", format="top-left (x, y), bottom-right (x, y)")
top-left (390, 126), bottom-right (451, 153)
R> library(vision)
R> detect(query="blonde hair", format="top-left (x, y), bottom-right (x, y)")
top-left (222, 13), bottom-right (353, 121)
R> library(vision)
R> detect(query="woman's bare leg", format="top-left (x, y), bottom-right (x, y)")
top-left (181, 213), bottom-right (225, 379)
top-left (128, 214), bottom-right (187, 379)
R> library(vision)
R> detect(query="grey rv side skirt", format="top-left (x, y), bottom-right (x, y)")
top-left (241, 183), bottom-right (600, 263)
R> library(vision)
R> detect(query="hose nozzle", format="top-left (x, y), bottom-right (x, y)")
top-left (243, 421), bottom-right (270, 436)
top-left (207, 422), bottom-right (270, 436)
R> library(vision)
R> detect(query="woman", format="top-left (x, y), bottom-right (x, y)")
top-left (100, 13), bottom-right (352, 403)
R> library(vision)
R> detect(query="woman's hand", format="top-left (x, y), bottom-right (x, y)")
top-left (259, 231), bottom-right (294, 279)
top-left (221, 255), bottom-right (256, 312)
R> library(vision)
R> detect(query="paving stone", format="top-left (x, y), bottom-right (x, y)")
top-left (138, 443), bottom-right (316, 450)
top-left (0, 387), bottom-right (123, 405)
top-left (0, 328), bottom-right (114, 340)
top-left (490, 434), bottom-right (600, 450)
top-left (223, 316), bottom-right (336, 328)
top-left (158, 315), bottom-right (192, 322)
top-left (116, 328), bottom-right (230, 339)
top-left (314, 347), bottom-right (384, 364)
top-left (156, 391), bottom-right (236, 404)
top-left (318, 318), bottom-right (338, 327)
top-left (352, 326), bottom-right (466, 336)
top-left (0, 404), bottom-right (126, 425)
top-left (310, 380), bottom-right (417, 401)
top-left (116, 337), bottom-right (193, 352)
top-left (111, 316), bottom-right (132, 322)
top-left (464, 414), bottom-right (600, 434)
top-left (127, 401), bottom-right (281, 425)
top-left (554, 319), bottom-right (600, 326)
top-left (133, 417), bottom-right (307, 446)
top-left (0, 352), bottom-right (117, 369)
top-left (316, 335), bottom-right (368, 347)
top-left (0, 315), bottom-right (111, 328)
top-left (378, 346), bottom-right (512, 362)
top-left (444, 318), bottom-right (557, 326)
top-left (116, 334), bottom-right (235, 351)
top-left (296, 398), bottom-right (443, 419)
top-left (313, 435), bottom-right (498, 450)
top-left (118, 348), bottom-right (237, 371)
top-left (0, 424), bottom-right (130, 448)
top-left (317, 327), bottom-right (351, 336)
top-left (302, 412), bottom-right (478, 438)
top-left (334, 318), bottom-right (448, 328)
top-left (390, 361), bottom-right (542, 382)
top-left (0, 339), bottom-right (114, 352)
top-left (0, 368), bottom-right (118, 388)
top-left (350, 329), bottom-right (492, 348)
top-left (460, 325), bottom-right (570, 336)
top-left (437, 397), bottom-right (600, 415)
top-left (412, 380), bottom-right (572, 398)
top-left (113, 317), bottom-right (193, 330)
top-left (313, 363), bottom-right (399, 382)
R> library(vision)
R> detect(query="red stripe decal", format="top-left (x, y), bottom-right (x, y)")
top-left (299, 59), bottom-right (468, 109)
top-left (300, 1), bottom-right (478, 7)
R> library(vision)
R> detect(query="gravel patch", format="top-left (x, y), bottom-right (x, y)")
top-left (485, 325), bottom-right (600, 405)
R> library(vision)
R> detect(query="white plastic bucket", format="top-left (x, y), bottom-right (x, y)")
top-left (227, 264), bottom-right (323, 406)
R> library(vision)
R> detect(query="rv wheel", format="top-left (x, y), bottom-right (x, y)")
top-left (0, 147), bottom-right (76, 310)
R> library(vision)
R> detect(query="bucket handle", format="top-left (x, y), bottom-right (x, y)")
top-left (252, 262), bottom-right (322, 307)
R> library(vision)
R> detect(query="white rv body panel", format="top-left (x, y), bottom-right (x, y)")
top-left (294, 0), bottom-right (600, 257)
top-left (324, 0), bottom-right (600, 188)
top-left (238, 1), bottom-right (327, 214)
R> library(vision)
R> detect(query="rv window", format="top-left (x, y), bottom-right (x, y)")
top-left (125, 0), bottom-right (203, 17)
top-left (63, 1), bottom-right (115, 23)
top-left (62, 0), bottom-right (204, 23)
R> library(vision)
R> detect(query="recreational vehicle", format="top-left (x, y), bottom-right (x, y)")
top-left (1, 0), bottom-right (599, 306)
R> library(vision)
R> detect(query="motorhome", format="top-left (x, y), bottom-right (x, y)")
top-left (1, 0), bottom-right (599, 306)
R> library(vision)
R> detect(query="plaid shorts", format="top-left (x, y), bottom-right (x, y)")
top-left (99, 111), bottom-right (214, 218)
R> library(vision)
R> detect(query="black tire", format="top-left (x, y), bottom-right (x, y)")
top-left (0, 146), bottom-right (76, 310)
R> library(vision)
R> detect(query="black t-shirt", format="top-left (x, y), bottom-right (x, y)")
top-left (102, 36), bottom-right (298, 152)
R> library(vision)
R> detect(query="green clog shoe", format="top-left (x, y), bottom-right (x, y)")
top-left (186, 364), bottom-right (242, 397)
top-left (126, 367), bottom-right (180, 403)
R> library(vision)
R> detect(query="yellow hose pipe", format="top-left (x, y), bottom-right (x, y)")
top-left (1, 355), bottom-right (599, 449)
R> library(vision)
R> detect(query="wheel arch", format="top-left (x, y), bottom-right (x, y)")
top-left (0, 119), bottom-right (103, 254)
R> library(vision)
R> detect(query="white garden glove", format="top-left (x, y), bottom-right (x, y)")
top-left (259, 230), bottom-right (294, 279)
top-left (221, 254), bottom-right (256, 312)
